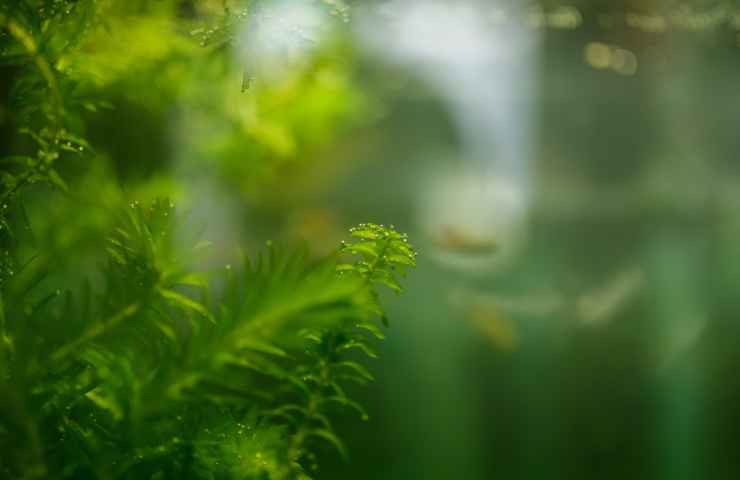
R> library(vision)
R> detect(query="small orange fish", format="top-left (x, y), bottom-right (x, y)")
top-left (433, 225), bottom-right (498, 254)
top-left (468, 305), bottom-right (519, 352)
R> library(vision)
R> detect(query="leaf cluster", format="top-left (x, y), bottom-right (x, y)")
top-left (0, 2), bottom-right (415, 479)
top-left (0, 199), bottom-right (416, 479)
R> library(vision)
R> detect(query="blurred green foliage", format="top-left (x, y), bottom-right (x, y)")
top-left (0, 1), bottom-right (415, 479)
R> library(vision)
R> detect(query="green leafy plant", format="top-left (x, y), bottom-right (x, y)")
top-left (0, 2), bottom-right (415, 479)
top-left (0, 199), bottom-right (415, 479)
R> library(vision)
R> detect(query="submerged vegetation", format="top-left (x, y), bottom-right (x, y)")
top-left (0, 1), bottom-right (415, 479)
top-left (0, 202), bottom-right (415, 479)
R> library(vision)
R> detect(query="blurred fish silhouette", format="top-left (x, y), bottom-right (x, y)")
top-left (433, 225), bottom-right (499, 255)
top-left (468, 305), bottom-right (519, 352)
top-left (450, 288), bottom-right (537, 352)
top-left (449, 286), bottom-right (568, 351)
